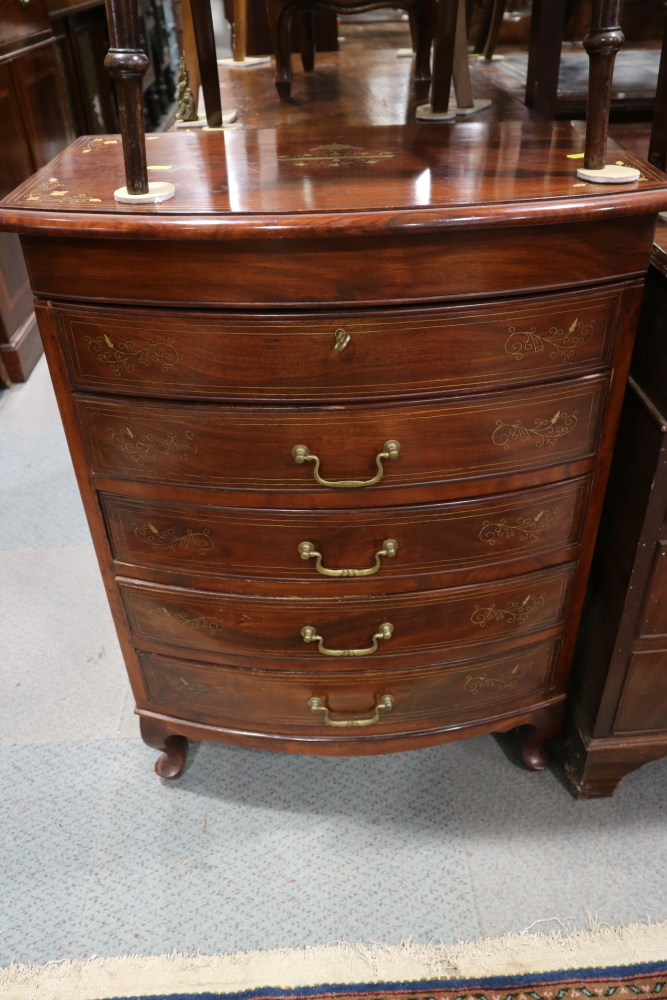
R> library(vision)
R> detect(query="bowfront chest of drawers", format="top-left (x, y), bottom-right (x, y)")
top-left (2, 122), bottom-right (666, 778)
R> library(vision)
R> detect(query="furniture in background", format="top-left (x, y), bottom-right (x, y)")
top-left (222, 0), bottom-right (337, 61)
top-left (267, 0), bottom-right (435, 99)
top-left (0, 0), bottom-right (75, 381)
top-left (565, 224), bottom-right (667, 797)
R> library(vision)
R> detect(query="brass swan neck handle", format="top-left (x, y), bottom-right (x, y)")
top-left (291, 440), bottom-right (400, 488)
top-left (307, 694), bottom-right (394, 727)
top-left (298, 539), bottom-right (398, 576)
top-left (300, 622), bottom-right (393, 656)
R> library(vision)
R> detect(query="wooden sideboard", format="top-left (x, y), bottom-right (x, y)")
top-left (1, 122), bottom-right (665, 777)
top-left (565, 220), bottom-right (667, 797)
top-left (0, 0), bottom-right (74, 381)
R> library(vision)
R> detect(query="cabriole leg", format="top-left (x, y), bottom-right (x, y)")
top-left (518, 702), bottom-right (566, 771)
top-left (140, 716), bottom-right (188, 779)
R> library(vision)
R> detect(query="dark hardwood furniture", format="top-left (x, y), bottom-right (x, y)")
top-left (565, 221), bottom-right (667, 798)
top-left (1, 117), bottom-right (665, 777)
top-left (266, 0), bottom-right (437, 99)
top-left (0, 0), bottom-right (74, 380)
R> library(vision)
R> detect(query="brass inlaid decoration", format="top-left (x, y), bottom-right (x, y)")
top-left (479, 508), bottom-right (560, 545)
top-left (471, 593), bottom-right (546, 627)
top-left (87, 333), bottom-right (179, 377)
top-left (464, 663), bottom-right (531, 694)
top-left (23, 176), bottom-right (102, 204)
top-left (178, 676), bottom-right (211, 700)
top-left (279, 143), bottom-right (395, 167)
top-left (107, 427), bottom-right (197, 467)
top-left (505, 317), bottom-right (595, 363)
top-left (155, 606), bottom-right (225, 635)
top-left (81, 137), bottom-right (119, 153)
top-left (132, 522), bottom-right (214, 554)
top-left (492, 410), bottom-right (578, 450)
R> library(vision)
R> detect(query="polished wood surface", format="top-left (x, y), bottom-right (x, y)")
top-left (51, 286), bottom-right (626, 401)
top-left (2, 122), bottom-right (665, 774)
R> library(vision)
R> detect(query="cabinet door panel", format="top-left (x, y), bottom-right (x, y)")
top-left (0, 62), bottom-right (33, 199)
top-left (10, 40), bottom-right (74, 170)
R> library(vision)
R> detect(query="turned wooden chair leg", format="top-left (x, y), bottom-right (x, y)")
top-left (232, 0), bottom-right (248, 61)
top-left (470, 0), bottom-right (493, 55)
top-left (430, 0), bottom-right (459, 114)
top-left (648, 11), bottom-right (667, 171)
top-left (518, 702), bottom-right (566, 771)
top-left (582, 0), bottom-right (623, 170)
top-left (103, 0), bottom-right (150, 195)
top-left (140, 716), bottom-right (189, 779)
top-left (269, 5), bottom-right (294, 99)
top-left (190, 0), bottom-right (223, 126)
top-left (300, 11), bottom-right (315, 72)
top-left (481, 0), bottom-right (504, 62)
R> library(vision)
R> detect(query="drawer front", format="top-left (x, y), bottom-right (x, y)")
top-left (55, 288), bottom-right (619, 402)
top-left (102, 478), bottom-right (590, 586)
top-left (119, 562), bottom-right (575, 665)
top-left (137, 637), bottom-right (560, 735)
top-left (77, 377), bottom-right (607, 500)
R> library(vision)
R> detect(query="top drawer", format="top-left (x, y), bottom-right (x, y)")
top-left (52, 286), bottom-right (622, 403)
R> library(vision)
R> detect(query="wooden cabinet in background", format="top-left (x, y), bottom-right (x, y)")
top-left (0, 0), bottom-right (74, 381)
top-left (566, 222), bottom-right (667, 797)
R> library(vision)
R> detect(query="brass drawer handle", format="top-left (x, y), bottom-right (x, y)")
top-left (308, 693), bottom-right (394, 727)
top-left (300, 622), bottom-right (393, 656)
top-left (298, 538), bottom-right (398, 576)
top-left (291, 440), bottom-right (400, 488)
top-left (333, 328), bottom-right (350, 351)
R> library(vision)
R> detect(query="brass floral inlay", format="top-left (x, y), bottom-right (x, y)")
top-left (178, 676), bottom-right (211, 699)
top-left (81, 137), bottom-right (119, 154)
top-left (23, 176), bottom-right (102, 204)
top-left (505, 317), bottom-right (594, 363)
top-left (87, 334), bottom-right (178, 377)
top-left (464, 662), bottom-right (531, 695)
top-left (107, 427), bottom-right (197, 467)
top-left (471, 593), bottom-right (546, 627)
top-left (279, 143), bottom-right (395, 167)
top-left (492, 410), bottom-right (578, 450)
top-left (156, 606), bottom-right (225, 635)
top-left (132, 522), bottom-right (214, 554)
top-left (479, 508), bottom-right (560, 545)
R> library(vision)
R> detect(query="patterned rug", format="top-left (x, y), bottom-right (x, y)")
top-left (3, 926), bottom-right (667, 1000)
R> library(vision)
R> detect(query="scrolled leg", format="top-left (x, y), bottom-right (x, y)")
top-left (140, 716), bottom-right (188, 779)
top-left (518, 702), bottom-right (565, 771)
top-left (300, 12), bottom-right (315, 72)
top-left (269, 4), bottom-right (294, 99)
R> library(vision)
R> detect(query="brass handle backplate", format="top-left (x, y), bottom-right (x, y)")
top-left (291, 440), bottom-right (400, 488)
top-left (298, 539), bottom-right (398, 577)
top-left (300, 622), bottom-right (393, 656)
top-left (308, 694), bottom-right (394, 727)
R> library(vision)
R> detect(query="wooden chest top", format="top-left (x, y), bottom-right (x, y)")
top-left (1, 122), bottom-right (666, 241)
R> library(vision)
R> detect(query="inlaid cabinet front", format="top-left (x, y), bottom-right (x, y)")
top-left (2, 122), bottom-right (665, 777)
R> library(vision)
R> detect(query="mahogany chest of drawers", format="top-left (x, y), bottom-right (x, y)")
top-left (2, 121), bottom-right (666, 778)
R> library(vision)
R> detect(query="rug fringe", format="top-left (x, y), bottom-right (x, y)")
top-left (2, 920), bottom-right (667, 1000)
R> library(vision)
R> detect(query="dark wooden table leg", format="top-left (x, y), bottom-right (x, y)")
top-left (190, 0), bottom-right (223, 126)
top-left (268, 1), bottom-right (293, 99)
top-left (648, 11), bottom-right (667, 171)
top-left (140, 716), bottom-right (189, 779)
top-left (481, 0), bottom-right (504, 62)
top-left (525, 0), bottom-right (567, 120)
top-left (518, 702), bottom-right (566, 771)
